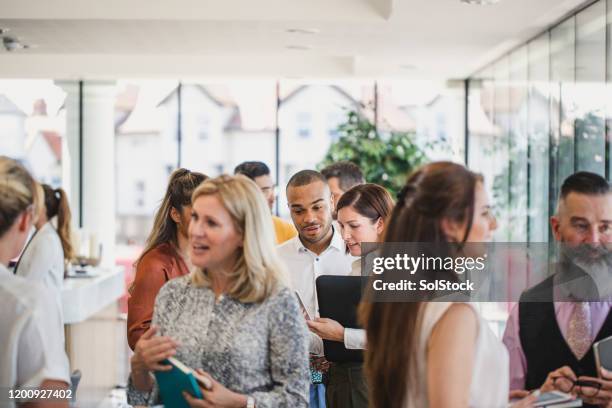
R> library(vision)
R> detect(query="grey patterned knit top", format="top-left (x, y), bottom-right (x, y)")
top-left (129, 275), bottom-right (310, 407)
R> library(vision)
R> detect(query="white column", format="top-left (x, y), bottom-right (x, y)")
top-left (55, 80), bottom-right (80, 224)
top-left (56, 80), bottom-right (117, 268)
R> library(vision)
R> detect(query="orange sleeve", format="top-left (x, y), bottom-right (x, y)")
top-left (274, 217), bottom-right (297, 244)
top-left (127, 252), bottom-right (170, 350)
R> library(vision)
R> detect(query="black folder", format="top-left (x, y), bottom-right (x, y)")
top-left (315, 275), bottom-right (364, 363)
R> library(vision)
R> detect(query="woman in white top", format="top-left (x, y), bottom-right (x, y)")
top-left (359, 162), bottom-right (535, 408)
top-left (0, 156), bottom-right (70, 408)
top-left (17, 183), bottom-right (74, 296)
top-left (306, 183), bottom-right (394, 408)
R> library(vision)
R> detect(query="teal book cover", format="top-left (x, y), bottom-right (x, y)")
top-left (154, 358), bottom-right (204, 408)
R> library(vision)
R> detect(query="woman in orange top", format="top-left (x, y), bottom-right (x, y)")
top-left (127, 168), bottom-right (206, 350)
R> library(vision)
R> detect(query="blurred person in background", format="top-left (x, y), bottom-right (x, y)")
top-left (0, 156), bottom-right (70, 408)
top-left (321, 162), bottom-right (365, 219)
top-left (16, 183), bottom-right (74, 302)
top-left (234, 160), bottom-right (297, 244)
top-left (127, 168), bottom-right (207, 350)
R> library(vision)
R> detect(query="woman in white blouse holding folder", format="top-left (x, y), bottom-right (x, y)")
top-left (306, 183), bottom-right (393, 408)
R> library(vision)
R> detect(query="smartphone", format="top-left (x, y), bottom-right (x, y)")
top-left (295, 291), bottom-right (311, 320)
top-left (594, 335), bottom-right (612, 375)
top-left (533, 390), bottom-right (573, 407)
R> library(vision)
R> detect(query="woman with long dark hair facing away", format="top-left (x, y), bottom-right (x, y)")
top-left (360, 162), bottom-right (535, 408)
top-left (17, 183), bottom-right (74, 294)
top-left (129, 175), bottom-right (309, 407)
top-left (306, 183), bottom-right (393, 408)
top-left (0, 156), bottom-right (71, 408)
top-left (127, 168), bottom-right (206, 350)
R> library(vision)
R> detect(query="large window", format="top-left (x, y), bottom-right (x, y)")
top-left (0, 80), bottom-right (66, 187)
top-left (468, 0), bottom-right (611, 245)
top-left (277, 80), bottom-right (375, 217)
top-left (527, 33), bottom-right (551, 243)
top-left (114, 80), bottom-right (179, 259)
top-left (378, 80), bottom-right (465, 162)
top-left (180, 80), bottom-right (277, 178)
top-left (575, 1), bottom-right (606, 176)
top-left (467, 0), bottom-right (611, 331)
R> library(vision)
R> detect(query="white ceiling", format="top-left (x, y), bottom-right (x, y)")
top-left (0, 0), bottom-right (589, 79)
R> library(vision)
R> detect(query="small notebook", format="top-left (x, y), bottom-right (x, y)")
top-left (154, 357), bottom-right (204, 408)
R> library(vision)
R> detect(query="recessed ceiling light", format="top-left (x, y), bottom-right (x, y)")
top-left (286, 45), bottom-right (313, 51)
top-left (400, 64), bottom-right (417, 70)
top-left (461, 0), bottom-right (501, 5)
top-left (2, 36), bottom-right (32, 52)
top-left (286, 28), bottom-right (319, 35)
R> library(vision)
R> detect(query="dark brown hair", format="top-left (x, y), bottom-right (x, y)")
top-left (359, 161), bottom-right (483, 408)
top-left (136, 168), bottom-right (207, 265)
top-left (560, 171), bottom-right (610, 200)
top-left (41, 184), bottom-right (74, 262)
top-left (321, 161), bottom-right (365, 191)
top-left (336, 183), bottom-right (394, 227)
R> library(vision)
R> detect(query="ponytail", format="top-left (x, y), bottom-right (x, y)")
top-left (41, 184), bottom-right (74, 262)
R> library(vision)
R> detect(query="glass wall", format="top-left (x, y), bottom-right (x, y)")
top-left (468, 0), bottom-right (610, 243)
top-left (111, 78), bottom-right (464, 260)
top-left (467, 0), bottom-right (610, 331)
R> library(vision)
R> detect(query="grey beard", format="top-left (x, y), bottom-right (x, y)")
top-left (558, 242), bottom-right (612, 300)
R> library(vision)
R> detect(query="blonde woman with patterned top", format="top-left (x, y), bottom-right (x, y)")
top-left (129, 175), bottom-right (309, 408)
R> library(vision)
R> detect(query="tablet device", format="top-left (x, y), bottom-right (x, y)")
top-left (594, 335), bottom-right (612, 374)
top-left (154, 357), bottom-right (210, 408)
top-left (316, 275), bottom-right (364, 363)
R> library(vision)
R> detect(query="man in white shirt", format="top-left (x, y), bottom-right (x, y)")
top-left (277, 170), bottom-right (354, 408)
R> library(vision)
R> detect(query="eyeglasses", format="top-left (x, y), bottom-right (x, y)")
top-left (552, 376), bottom-right (601, 397)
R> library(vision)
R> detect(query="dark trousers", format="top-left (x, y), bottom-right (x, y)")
top-left (325, 362), bottom-right (368, 408)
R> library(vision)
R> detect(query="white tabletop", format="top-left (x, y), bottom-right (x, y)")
top-left (62, 266), bottom-right (125, 324)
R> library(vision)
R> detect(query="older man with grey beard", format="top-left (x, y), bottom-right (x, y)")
top-left (503, 171), bottom-right (612, 408)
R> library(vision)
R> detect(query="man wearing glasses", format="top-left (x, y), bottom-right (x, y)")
top-left (503, 172), bottom-right (612, 407)
top-left (234, 161), bottom-right (297, 244)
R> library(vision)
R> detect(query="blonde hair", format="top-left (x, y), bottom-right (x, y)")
top-left (190, 174), bottom-right (287, 303)
top-left (0, 156), bottom-right (37, 238)
top-left (33, 182), bottom-right (45, 226)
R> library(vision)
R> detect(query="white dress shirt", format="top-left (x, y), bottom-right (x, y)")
top-left (277, 226), bottom-right (355, 353)
top-left (344, 259), bottom-right (367, 350)
top-left (0, 263), bottom-right (70, 404)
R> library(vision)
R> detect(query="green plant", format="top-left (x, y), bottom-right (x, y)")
top-left (318, 111), bottom-right (428, 198)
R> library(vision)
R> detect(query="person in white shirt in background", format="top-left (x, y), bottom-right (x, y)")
top-left (17, 183), bottom-right (74, 317)
top-left (0, 156), bottom-right (70, 408)
top-left (306, 183), bottom-right (394, 408)
top-left (277, 170), bottom-right (355, 408)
